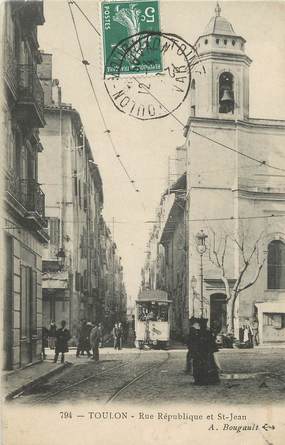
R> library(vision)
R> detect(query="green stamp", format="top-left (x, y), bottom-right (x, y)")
top-left (102, 0), bottom-right (162, 75)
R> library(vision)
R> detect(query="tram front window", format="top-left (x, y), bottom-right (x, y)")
top-left (137, 302), bottom-right (168, 321)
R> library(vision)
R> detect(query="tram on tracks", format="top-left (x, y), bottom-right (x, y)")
top-left (135, 290), bottom-right (172, 349)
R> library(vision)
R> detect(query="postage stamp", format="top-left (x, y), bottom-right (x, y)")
top-left (101, 0), bottom-right (162, 75)
top-left (104, 31), bottom-right (200, 120)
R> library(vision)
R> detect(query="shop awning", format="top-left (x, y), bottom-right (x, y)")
top-left (42, 271), bottom-right (69, 289)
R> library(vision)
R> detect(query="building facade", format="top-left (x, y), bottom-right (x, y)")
top-left (141, 172), bottom-right (189, 340)
top-left (184, 4), bottom-right (285, 343)
top-left (38, 53), bottom-right (104, 341)
top-left (142, 4), bottom-right (285, 345)
top-left (1, 1), bottom-right (48, 370)
top-left (100, 218), bottom-right (127, 331)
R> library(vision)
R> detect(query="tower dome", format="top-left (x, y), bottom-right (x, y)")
top-left (203, 3), bottom-right (236, 36)
top-left (191, 2), bottom-right (252, 120)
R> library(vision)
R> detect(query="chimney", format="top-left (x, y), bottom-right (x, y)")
top-left (52, 79), bottom-right (62, 106)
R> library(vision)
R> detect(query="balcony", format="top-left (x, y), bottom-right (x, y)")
top-left (12, 0), bottom-right (45, 26)
top-left (6, 175), bottom-right (47, 226)
top-left (3, 37), bottom-right (17, 99)
top-left (17, 64), bottom-right (45, 127)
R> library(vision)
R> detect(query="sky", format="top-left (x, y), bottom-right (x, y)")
top-left (38, 0), bottom-right (285, 303)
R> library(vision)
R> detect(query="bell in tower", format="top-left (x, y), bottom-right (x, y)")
top-left (192, 3), bottom-right (252, 119)
top-left (219, 72), bottom-right (234, 114)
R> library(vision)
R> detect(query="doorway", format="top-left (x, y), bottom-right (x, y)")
top-left (4, 236), bottom-right (13, 370)
top-left (210, 293), bottom-right (227, 332)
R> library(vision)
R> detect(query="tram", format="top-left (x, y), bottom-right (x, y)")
top-left (135, 290), bottom-right (172, 349)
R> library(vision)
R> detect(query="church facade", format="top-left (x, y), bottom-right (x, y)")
top-left (184, 4), bottom-right (285, 343)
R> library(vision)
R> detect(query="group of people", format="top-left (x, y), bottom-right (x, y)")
top-left (239, 318), bottom-right (259, 347)
top-left (76, 320), bottom-right (104, 361)
top-left (43, 319), bottom-right (127, 363)
top-left (112, 322), bottom-right (124, 350)
top-left (42, 320), bottom-right (71, 363)
top-left (185, 317), bottom-right (221, 386)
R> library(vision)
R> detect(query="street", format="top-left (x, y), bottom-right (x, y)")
top-left (12, 346), bottom-right (285, 405)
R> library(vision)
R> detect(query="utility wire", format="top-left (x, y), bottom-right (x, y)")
top-left (69, 0), bottom-right (101, 36)
top-left (3, 213), bottom-right (285, 230)
top-left (67, 1), bottom-right (140, 193)
top-left (191, 129), bottom-right (285, 174)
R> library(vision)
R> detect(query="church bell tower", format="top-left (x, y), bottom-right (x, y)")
top-left (190, 3), bottom-right (252, 120)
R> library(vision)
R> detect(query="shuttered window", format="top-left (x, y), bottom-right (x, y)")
top-left (48, 217), bottom-right (60, 246)
top-left (268, 240), bottom-right (285, 289)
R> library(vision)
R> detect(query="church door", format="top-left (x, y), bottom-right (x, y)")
top-left (210, 293), bottom-right (227, 332)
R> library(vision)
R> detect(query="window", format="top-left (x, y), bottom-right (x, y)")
top-left (20, 266), bottom-right (37, 338)
top-left (263, 313), bottom-right (285, 329)
top-left (263, 313), bottom-right (274, 326)
top-left (83, 182), bottom-right (88, 211)
top-left (78, 179), bottom-right (81, 208)
top-left (48, 217), bottom-right (60, 246)
top-left (204, 39), bottom-right (208, 45)
top-left (73, 171), bottom-right (78, 196)
top-left (75, 272), bottom-right (81, 291)
top-left (219, 72), bottom-right (234, 114)
top-left (232, 40), bottom-right (236, 46)
top-left (267, 240), bottom-right (285, 289)
top-left (224, 39), bottom-right (227, 45)
top-left (216, 39), bottom-right (220, 44)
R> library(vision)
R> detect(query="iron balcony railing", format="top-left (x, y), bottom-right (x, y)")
top-left (6, 175), bottom-right (46, 220)
top-left (18, 64), bottom-right (45, 125)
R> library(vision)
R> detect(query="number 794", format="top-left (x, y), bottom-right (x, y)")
top-left (60, 412), bottom-right (72, 419)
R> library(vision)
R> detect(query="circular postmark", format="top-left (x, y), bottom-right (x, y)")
top-left (104, 31), bottom-right (198, 120)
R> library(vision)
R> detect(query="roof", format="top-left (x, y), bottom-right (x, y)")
top-left (203, 3), bottom-right (236, 37)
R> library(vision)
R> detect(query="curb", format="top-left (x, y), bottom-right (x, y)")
top-left (5, 361), bottom-right (72, 401)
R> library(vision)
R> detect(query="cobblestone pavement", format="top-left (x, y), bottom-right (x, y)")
top-left (12, 347), bottom-right (285, 405)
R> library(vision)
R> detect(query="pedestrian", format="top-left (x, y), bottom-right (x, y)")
top-left (251, 317), bottom-right (259, 346)
top-left (243, 323), bottom-right (252, 348)
top-left (246, 321), bottom-right (254, 348)
top-left (54, 320), bottom-right (71, 364)
top-left (112, 322), bottom-right (119, 349)
top-left (118, 322), bottom-right (123, 350)
top-left (112, 323), bottom-right (122, 350)
top-left (188, 318), bottom-right (220, 386)
top-left (86, 322), bottom-right (93, 355)
top-left (98, 323), bottom-right (104, 348)
top-left (42, 326), bottom-right (49, 360)
top-left (239, 324), bottom-right (244, 343)
top-left (185, 318), bottom-right (199, 374)
top-left (90, 324), bottom-right (100, 361)
top-left (76, 320), bottom-right (92, 357)
top-left (48, 321), bottom-right (57, 349)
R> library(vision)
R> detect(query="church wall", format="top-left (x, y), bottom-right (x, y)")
top-left (186, 120), bottom-right (285, 339)
top-left (237, 125), bottom-right (285, 189)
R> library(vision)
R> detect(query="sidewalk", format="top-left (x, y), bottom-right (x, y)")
top-left (3, 356), bottom-right (71, 401)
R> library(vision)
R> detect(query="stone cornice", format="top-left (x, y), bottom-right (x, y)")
top-left (184, 116), bottom-right (285, 137)
top-left (195, 50), bottom-right (252, 65)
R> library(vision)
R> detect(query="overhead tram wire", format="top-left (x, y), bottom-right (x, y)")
top-left (136, 81), bottom-right (285, 174)
top-left (2, 213), bottom-right (285, 231)
top-left (67, 1), bottom-right (140, 194)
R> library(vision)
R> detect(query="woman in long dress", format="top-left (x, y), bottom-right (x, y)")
top-left (190, 319), bottom-right (220, 386)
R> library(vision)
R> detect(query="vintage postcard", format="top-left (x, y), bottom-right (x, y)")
top-left (1, 0), bottom-right (285, 444)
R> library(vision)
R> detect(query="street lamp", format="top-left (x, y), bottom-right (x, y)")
top-left (190, 275), bottom-right (197, 316)
top-left (195, 230), bottom-right (208, 318)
